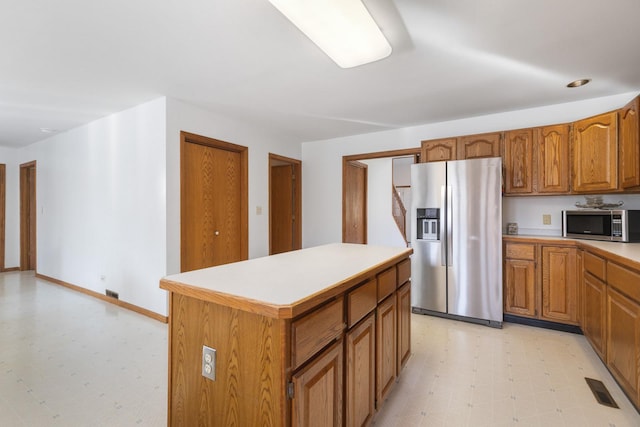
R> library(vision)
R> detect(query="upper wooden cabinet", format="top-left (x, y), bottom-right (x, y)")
top-left (421, 138), bottom-right (457, 163)
top-left (536, 124), bottom-right (570, 193)
top-left (504, 128), bottom-right (534, 194)
top-left (572, 111), bottom-right (618, 192)
top-left (619, 96), bottom-right (640, 189)
top-left (504, 125), bottom-right (570, 195)
top-left (458, 132), bottom-right (502, 159)
top-left (421, 132), bottom-right (501, 163)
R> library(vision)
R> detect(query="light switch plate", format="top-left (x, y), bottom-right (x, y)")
top-left (202, 346), bottom-right (216, 381)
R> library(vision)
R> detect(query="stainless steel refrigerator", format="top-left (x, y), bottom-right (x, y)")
top-left (410, 157), bottom-right (503, 327)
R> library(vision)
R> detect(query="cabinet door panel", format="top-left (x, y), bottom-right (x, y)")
top-left (620, 97), bottom-right (640, 188)
top-left (292, 340), bottom-right (343, 427)
top-left (504, 259), bottom-right (536, 317)
top-left (572, 112), bottom-right (618, 192)
top-left (458, 132), bottom-right (501, 159)
top-left (607, 288), bottom-right (640, 407)
top-left (542, 246), bottom-right (578, 324)
top-left (583, 272), bottom-right (607, 359)
top-left (421, 138), bottom-right (457, 162)
top-left (397, 282), bottom-right (411, 372)
top-left (346, 314), bottom-right (375, 427)
top-left (504, 128), bottom-right (533, 194)
top-left (376, 293), bottom-right (397, 405)
top-left (537, 125), bottom-right (570, 193)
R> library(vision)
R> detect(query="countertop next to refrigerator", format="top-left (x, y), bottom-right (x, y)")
top-left (503, 234), bottom-right (640, 271)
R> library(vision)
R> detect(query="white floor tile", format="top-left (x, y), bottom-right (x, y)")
top-left (2, 271), bottom-right (640, 426)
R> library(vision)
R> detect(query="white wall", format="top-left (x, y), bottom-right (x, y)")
top-left (165, 98), bottom-right (301, 274)
top-left (302, 91), bottom-right (639, 247)
top-left (503, 194), bottom-right (640, 236)
top-left (17, 98), bottom-right (169, 316)
top-left (362, 158), bottom-right (406, 247)
top-left (0, 146), bottom-right (19, 267)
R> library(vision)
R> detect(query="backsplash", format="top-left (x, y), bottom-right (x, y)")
top-left (502, 194), bottom-right (640, 236)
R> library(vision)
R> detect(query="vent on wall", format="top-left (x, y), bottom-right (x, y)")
top-left (105, 289), bottom-right (119, 300)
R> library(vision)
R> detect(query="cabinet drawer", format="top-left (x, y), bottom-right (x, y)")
top-left (292, 297), bottom-right (345, 370)
top-left (505, 243), bottom-right (535, 260)
top-left (397, 258), bottom-right (411, 286)
top-left (584, 252), bottom-right (606, 281)
top-left (347, 279), bottom-right (377, 328)
top-left (608, 262), bottom-right (640, 303)
top-left (377, 266), bottom-right (397, 302)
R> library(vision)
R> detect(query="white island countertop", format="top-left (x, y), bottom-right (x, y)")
top-left (160, 243), bottom-right (412, 319)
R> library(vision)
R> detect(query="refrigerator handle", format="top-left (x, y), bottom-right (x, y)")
top-left (441, 185), bottom-right (446, 267)
top-left (447, 186), bottom-right (453, 266)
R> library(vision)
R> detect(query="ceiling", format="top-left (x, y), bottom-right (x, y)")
top-left (2, 0), bottom-right (639, 148)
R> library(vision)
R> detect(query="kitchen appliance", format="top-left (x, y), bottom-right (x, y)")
top-left (410, 157), bottom-right (503, 328)
top-left (562, 209), bottom-right (640, 242)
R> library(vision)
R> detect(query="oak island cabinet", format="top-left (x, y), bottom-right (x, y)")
top-left (160, 243), bottom-right (412, 427)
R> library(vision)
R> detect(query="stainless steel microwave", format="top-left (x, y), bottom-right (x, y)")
top-left (562, 210), bottom-right (640, 242)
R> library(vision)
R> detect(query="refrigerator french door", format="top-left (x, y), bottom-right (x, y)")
top-left (410, 157), bottom-right (502, 327)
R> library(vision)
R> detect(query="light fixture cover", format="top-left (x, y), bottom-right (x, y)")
top-left (269, 0), bottom-right (392, 68)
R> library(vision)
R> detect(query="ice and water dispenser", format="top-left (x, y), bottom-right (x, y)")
top-left (416, 208), bottom-right (440, 241)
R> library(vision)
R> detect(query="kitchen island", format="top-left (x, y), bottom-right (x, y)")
top-left (160, 243), bottom-right (412, 426)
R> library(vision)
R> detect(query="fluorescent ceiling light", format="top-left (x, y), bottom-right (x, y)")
top-left (269, 0), bottom-right (392, 68)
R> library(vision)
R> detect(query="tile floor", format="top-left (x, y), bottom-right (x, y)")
top-left (1, 271), bottom-right (639, 426)
top-left (0, 272), bottom-right (167, 426)
top-left (375, 313), bottom-right (640, 427)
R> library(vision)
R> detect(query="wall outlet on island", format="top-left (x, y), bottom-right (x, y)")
top-left (202, 346), bottom-right (216, 381)
top-left (542, 214), bottom-right (551, 225)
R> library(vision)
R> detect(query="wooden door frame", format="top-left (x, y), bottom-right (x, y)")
top-left (268, 153), bottom-right (302, 255)
top-left (20, 161), bottom-right (37, 271)
top-left (0, 164), bottom-right (5, 271)
top-left (180, 131), bottom-right (248, 270)
top-left (342, 160), bottom-right (368, 243)
top-left (342, 148), bottom-right (419, 243)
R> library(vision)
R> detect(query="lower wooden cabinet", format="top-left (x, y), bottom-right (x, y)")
top-left (292, 339), bottom-right (344, 427)
top-left (504, 242), bottom-right (537, 317)
top-left (346, 314), bottom-right (375, 427)
top-left (503, 240), bottom-right (579, 326)
top-left (607, 287), bottom-right (640, 407)
top-left (583, 272), bottom-right (607, 360)
top-left (541, 246), bottom-right (578, 324)
top-left (376, 293), bottom-right (397, 405)
top-left (397, 282), bottom-right (411, 372)
top-left (504, 257), bottom-right (536, 317)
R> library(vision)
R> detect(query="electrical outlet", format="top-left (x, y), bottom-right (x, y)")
top-left (256, 206), bottom-right (262, 215)
top-left (543, 214), bottom-right (551, 225)
top-left (202, 346), bottom-right (216, 381)
top-left (105, 289), bottom-right (119, 299)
